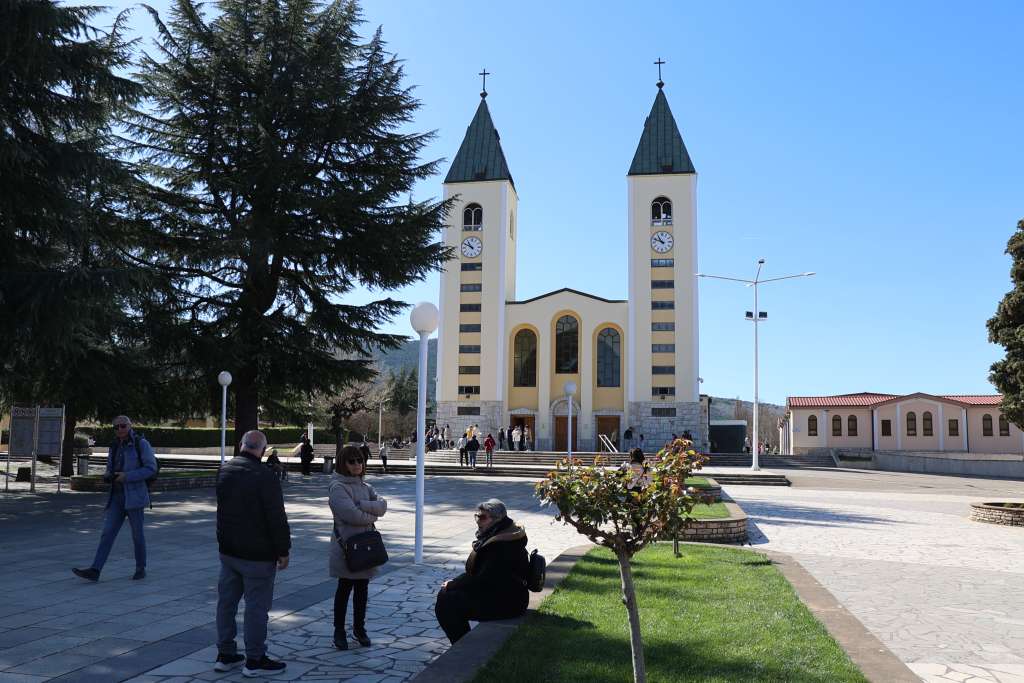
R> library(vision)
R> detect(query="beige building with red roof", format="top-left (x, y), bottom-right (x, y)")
top-left (782, 392), bottom-right (1023, 456)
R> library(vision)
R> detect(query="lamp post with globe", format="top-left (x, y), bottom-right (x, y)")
top-left (564, 380), bottom-right (577, 466)
top-left (410, 302), bottom-right (439, 563)
top-left (217, 371), bottom-right (232, 466)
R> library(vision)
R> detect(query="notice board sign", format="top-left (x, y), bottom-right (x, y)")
top-left (36, 407), bottom-right (65, 458)
top-left (9, 407), bottom-right (36, 457)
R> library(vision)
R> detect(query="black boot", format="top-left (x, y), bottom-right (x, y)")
top-left (352, 628), bottom-right (371, 647)
top-left (333, 627), bottom-right (348, 650)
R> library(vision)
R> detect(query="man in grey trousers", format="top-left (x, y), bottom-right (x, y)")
top-left (214, 430), bottom-right (292, 677)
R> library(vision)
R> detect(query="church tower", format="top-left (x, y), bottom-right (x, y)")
top-left (435, 92), bottom-right (518, 435)
top-left (626, 81), bottom-right (702, 444)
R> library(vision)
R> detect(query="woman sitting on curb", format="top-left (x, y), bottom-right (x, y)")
top-left (434, 499), bottom-right (530, 644)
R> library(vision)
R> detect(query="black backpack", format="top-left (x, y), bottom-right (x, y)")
top-left (526, 549), bottom-right (546, 592)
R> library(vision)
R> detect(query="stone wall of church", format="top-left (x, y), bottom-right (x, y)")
top-left (627, 401), bottom-right (706, 454)
top-left (434, 401), bottom-right (504, 440)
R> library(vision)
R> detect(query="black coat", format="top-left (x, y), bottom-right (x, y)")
top-left (216, 452), bottom-right (292, 561)
top-left (447, 517), bottom-right (529, 620)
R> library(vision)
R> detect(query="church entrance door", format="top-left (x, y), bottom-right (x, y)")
top-left (510, 415), bottom-right (535, 450)
top-left (595, 416), bottom-right (620, 451)
top-left (553, 416), bottom-right (578, 452)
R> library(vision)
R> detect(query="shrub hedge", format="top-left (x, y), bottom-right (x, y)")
top-left (78, 426), bottom-right (312, 448)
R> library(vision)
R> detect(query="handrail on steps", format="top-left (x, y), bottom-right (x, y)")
top-left (597, 433), bottom-right (619, 453)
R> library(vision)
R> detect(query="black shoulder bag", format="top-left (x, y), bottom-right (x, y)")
top-left (335, 525), bottom-right (389, 572)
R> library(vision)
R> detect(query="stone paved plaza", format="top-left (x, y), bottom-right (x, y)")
top-left (0, 468), bottom-right (1023, 682)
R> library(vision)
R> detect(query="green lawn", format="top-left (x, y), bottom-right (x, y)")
top-left (685, 476), bottom-right (712, 487)
top-left (688, 502), bottom-right (729, 519)
top-left (472, 544), bottom-right (867, 683)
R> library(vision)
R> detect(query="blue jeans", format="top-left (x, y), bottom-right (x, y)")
top-left (217, 554), bottom-right (277, 661)
top-left (468, 450), bottom-right (477, 467)
top-left (91, 487), bottom-right (146, 571)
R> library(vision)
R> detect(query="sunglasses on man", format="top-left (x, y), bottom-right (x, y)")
top-left (113, 423), bottom-right (130, 429)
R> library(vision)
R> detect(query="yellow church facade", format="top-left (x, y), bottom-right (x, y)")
top-left (434, 84), bottom-right (707, 451)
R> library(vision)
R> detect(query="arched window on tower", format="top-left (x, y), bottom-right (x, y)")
top-left (923, 411), bottom-right (933, 437)
top-left (555, 315), bottom-right (579, 374)
top-left (848, 415), bottom-right (858, 437)
top-left (906, 411), bottom-right (917, 437)
top-left (463, 203), bottom-right (482, 231)
top-left (807, 415), bottom-right (818, 437)
top-left (512, 329), bottom-right (537, 387)
top-left (596, 328), bottom-right (621, 387)
top-left (832, 415), bottom-right (842, 437)
top-left (651, 196), bottom-right (673, 225)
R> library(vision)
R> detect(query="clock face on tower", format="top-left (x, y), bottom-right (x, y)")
top-left (650, 231), bottom-right (674, 254)
top-left (461, 237), bottom-right (482, 258)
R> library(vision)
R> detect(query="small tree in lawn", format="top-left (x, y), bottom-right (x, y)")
top-left (535, 439), bottom-right (709, 683)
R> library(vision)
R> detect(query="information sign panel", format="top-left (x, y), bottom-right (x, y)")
top-left (9, 407), bottom-right (36, 457)
top-left (37, 407), bottom-right (64, 457)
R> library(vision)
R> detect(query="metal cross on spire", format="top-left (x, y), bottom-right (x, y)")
top-left (655, 58), bottom-right (666, 89)
top-left (479, 68), bottom-right (490, 98)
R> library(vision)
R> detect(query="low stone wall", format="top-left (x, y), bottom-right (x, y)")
top-left (970, 503), bottom-right (1024, 527)
top-left (837, 449), bottom-right (1024, 479)
top-left (70, 474), bottom-right (218, 492)
top-left (679, 502), bottom-right (747, 543)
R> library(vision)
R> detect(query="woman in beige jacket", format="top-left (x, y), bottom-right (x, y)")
top-left (329, 444), bottom-right (387, 650)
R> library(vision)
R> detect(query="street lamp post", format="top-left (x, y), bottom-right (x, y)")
top-left (410, 302), bottom-right (439, 564)
top-left (563, 381), bottom-right (577, 465)
top-left (217, 371), bottom-right (232, 466)
top-left (698, 260), bottom-right (814, 471)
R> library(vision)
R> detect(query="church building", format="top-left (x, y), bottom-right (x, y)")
top-left (434, 80), bottom-right (708, 451)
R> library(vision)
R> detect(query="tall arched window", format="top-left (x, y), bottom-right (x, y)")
top-left (463, 203), bottom-right (482, 230)
top-left (999, 414), bottom-right (1011, 436)
top-left (555, 315), bottom-right (579, 373)
top-left (848, 415), bottom-right (858, 437)
top-left (832, 415), bottom-right (842, 437)
top-left (807, 415), bottom-right (818, 436)
top-left (922, 411), bottom-right (933, 436)
top-left (651, 196), bottom-right (673, 224)
top-left (512, 329), bottom-right (537, 387)
top-left (596, 328), bottom-right (621, 387)
top-left (906, 411), bottom-right (917, 436)
top-left (982, 414), bottom-right (993, 436)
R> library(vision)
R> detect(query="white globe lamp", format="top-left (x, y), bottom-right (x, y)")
top-left (409, 301), bottom-right (439, 563)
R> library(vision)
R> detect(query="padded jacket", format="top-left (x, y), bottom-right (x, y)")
top-left (216, 452), bottom-right (291, 562)
top-left (446, 517), bottom-right (530, 620)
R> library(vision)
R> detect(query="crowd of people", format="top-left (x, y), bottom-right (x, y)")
top-left (71, 417), bottom-right (534, 678)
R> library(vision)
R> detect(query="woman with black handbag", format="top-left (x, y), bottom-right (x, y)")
top-left (328, 444), bottom-right (387, 650)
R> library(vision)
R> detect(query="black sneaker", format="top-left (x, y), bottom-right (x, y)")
top-left (214, 652), bottom-right (245, 672)
top-left (132, 568), bottom-right (146, 580)
top-left (242, 656), bottom-right (286, 677)
top-left (72, 567), bottom-right (100, 582)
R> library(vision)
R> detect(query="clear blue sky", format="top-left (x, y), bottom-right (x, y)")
top-left (105, 0), bottom-right (1024, 404)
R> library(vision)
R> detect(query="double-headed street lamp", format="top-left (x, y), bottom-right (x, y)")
top-left (698, 259), bottom-right (814, 471)
top-left (410, 301), bottom-right (439, 564)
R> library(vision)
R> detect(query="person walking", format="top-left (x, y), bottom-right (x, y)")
top-left (457, 433), bottom-right (468, 467)
top-left (213, 430), bottom-right (291, 677)
top-left (434, 499), bottom-right (529, 644)
top-left (359, 440), bottom-right (372, 467)
top-left (298, 434), bottom-right (315, 476)
top-left (511, 425), bottom-right (522, 452)
top-left (329, 445), bottom-right (387, 650)
top-left (497, 427), bottom-right (505, 451)
top-left (73, 416), bottom-right (157, 582)
top-left (443, 424), bottom-right (451, 449)
top-left (523, 425), bottom-right (532, 452)
top-left (483, 433), bottom-right (495, 468)
top-left (379, 441), bottom-right (388, 474)
top-left (467, 433), bottom-right (480, 468)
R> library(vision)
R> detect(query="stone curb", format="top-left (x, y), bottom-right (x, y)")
top-left (411, 542), bottom-right (594, 683)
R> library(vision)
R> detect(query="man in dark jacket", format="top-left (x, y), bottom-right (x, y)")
top-left (214, 430), bottom-right (291, 677)
top-left (434, 499), bottom-right (529, 644)
top-left (298, 434), bottom-right (315, 475)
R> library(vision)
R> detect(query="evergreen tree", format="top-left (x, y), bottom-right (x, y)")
top-left (0, 1), bottom-right (176, 472)
top-left (130, 0), bottom-right (451, 446)
top-left (988, 219), bottom-right (1024, 426)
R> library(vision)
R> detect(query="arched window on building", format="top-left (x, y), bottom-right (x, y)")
top-left (463, 203), bottom-right (482, 230)
top-left (999, 414), bottom-right (1011, 436)
top-left (982, 414), bottom-right (993, 436)
top-left (922, 411), bottom-right (933, 437)
top-left (555, 315), bottom-right (579, 373)
top-left (512, 329), bottom-right (537, 387)
top-left (651, 196), bottom-right (673, 225)
top-left (848, 415), bottom-right (858, 437)
top-left (596, 328), bottom-right (621, 387)
top-left (906, 411), bottom-right (917, 437)
top-left (808, 415), bottom-right (818, 437)
top-left (832, 415), bottom-right (842, 437)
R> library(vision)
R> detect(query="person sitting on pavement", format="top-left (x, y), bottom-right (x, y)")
top-left (73, 415), bottom-right (157, 582)
top-left (213, 430), bottom-right (291, 677)
top-left (434, 499), bottom-right (530, 644)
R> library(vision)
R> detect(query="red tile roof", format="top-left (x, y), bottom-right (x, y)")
top-left (787, 392), bottom-right (1002, 408)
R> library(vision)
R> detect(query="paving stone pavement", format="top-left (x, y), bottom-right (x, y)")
top-left (729, 480), bottom-right (1024, 683)
top-left (0, 473), bottom-right (584, 682)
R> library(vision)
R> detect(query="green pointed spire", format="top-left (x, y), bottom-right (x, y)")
top-left (445, 98), bottom-right (514, 186)
top-left (628, 88), bottom-right (695, 176)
